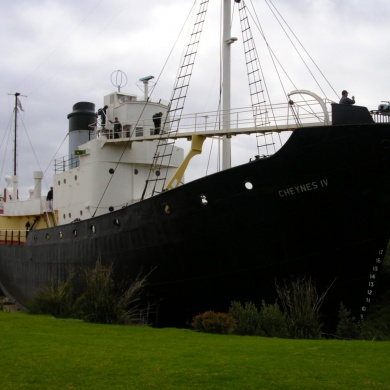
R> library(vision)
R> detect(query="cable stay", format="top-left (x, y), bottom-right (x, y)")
top-left (141, 0), bottom-right (210, 200)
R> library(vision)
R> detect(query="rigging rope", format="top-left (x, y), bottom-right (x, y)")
top-left (92, 1), bottom-right (199, 214)
top-left (266, 0), bottom-right (338, 100)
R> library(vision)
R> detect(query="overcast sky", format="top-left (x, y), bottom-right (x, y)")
top-left (1, 0), bottom-right (389, 198)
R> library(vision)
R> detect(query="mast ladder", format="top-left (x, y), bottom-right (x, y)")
top-left (238, 2), bottom-right (278, 157)
top-left (141, 0), bottom-right (210, 200)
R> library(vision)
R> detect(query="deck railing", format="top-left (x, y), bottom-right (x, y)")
top-left (0, 229), bottom-right (27, 246)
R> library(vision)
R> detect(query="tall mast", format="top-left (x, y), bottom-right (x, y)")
top-left (222, 0), bottom-right (237, 170)
top-left (13, 92), bottom-right (20, 176)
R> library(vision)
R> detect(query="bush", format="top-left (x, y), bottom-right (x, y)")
top-left (192, 311), bottom-right (235, 334)
top-left (229, 301), bottom-right (261, 335)
top-left (336, 303), bottom-right (361, 339)
top-left (259, 300), bottom-right (289, 338)
top-left (28, 270), bottom-right (76, 318)
top-left (229, 300), bottom-right (289, 338)
top-left (76, 261), bottom-right (150, 325)
top-left (29, 260), bottom-right (151, 325)
top-left (276, 277), bottom-right (330, 339)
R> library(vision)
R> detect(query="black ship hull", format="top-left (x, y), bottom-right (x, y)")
top-left (1, 122), bottom-right (390, 330)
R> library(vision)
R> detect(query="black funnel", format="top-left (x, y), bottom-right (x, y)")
top-left (67, 102), bottom-right (97, 132)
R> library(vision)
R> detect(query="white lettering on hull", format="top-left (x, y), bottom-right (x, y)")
top-left (278, 179), bottom-right (328, 198)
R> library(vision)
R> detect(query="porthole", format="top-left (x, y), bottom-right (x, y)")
top-left (163, 203), bottom-right (171, 214)
top-left (74, 175), bottom-right (78, 181)
top-left (64, 178), bottom-right (67, 184)
top-left (63, 214), bottom-right (66, 220)
top-left (68, 213), bottom-right (72, 218)
top-left (90, 225), bottom-right (96, 233)
top-left (59, 231), bottom-right (63, 239)
top-left (244, 181), bottom-right (253, 190)
top-left (109, 206), bottom-right (114, 212)
top-left (46, 233), bottom-right (50, 240)
top-left (80, 210), bottom-right (83, 216)
top-left (134, 169), bottom-right (138, 174)
top-left (381, 139), bottom-right (390, 149)
top-left (155, 170), bottom-right (160, 177)
top-left (114, 219), bottom-right (120, 227)
top-left (73, 230), bottom-right (77, 237)
top-left (58, 180), bottom-right (61, 186)
top-left (200, 195), bottom-right (208, 206)
top-left (109, 168), bottom-right (115, 174)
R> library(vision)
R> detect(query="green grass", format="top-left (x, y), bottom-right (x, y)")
top-left (1, 312), bottom-right (389, 389)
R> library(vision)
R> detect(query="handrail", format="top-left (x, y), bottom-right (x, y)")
top-left (55, 98), bottom-right (335, 170)
top-left (0, 229), bottom-right (27, 246)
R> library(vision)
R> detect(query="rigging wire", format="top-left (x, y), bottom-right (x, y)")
top-left (11, 0), bottom-right (105, 94)
top-left (247, 0), bottom-right (325, 136)
top-left (267, 0), bottom-right (339, 100)
top-left (17, 114), bottom-right (69, 191)
top-left (25, 0), bottom-right (132, 96)
top-left (0, 115), bottom-right (13, 184)
top-left (92, 0), bottom-right (199, 216)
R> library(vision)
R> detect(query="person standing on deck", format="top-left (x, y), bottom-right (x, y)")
top-left (46, 187), bottom-right (53, 212)
top-left (339, 90), bottom-right (355, 105)
top-left (153, 112), bottom-right (163, 135)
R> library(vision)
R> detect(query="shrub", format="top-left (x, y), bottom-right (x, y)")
top-left (336, 303), bottom-right (361, 339)
top-left (75, 261), bottom-right (150, 325)
top-left (192, 311), bottom-right (235, 334)
top-left (259, 300), bottom-right (289, 338)
top-left (28, 269), bottom-right (76, 318)
top-left (29, 260), bottom-right (151, 325)
top-left (276, 277), bottom-right (331, 339)
top-left (229, 301), bottom-right (261, 335)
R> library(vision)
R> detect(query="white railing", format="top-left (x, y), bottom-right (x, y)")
top-left (99, 98), bottom-right (333, 140)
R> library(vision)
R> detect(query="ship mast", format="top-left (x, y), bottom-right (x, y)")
top-left (13, 93), bottom-right (20, 177)
top-left (12, 92), bottom-right (21, 199)
top-left (222, 0), bottom-right (237, 170)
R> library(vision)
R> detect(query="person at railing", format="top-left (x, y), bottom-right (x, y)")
top-left (98, 105), bottom-right (108, 126)
top-left (108, 117), bottom-right (122, 139)
top-left (46, 187), bottom-right (53, 212)
top-left (153, 112), bottom-right (163, 135)
top-left (339, 90), bottom-right (355, 105)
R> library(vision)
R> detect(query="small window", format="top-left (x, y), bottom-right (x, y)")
top-left (244, 181), bottom-right (253, 190)
top-left (163, 203), bottom-right (171, 214)
top-left (135, 127), bottom-right (143, 137)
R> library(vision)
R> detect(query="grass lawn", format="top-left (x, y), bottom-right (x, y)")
top-left (0, 312), bottom-right (389, 389)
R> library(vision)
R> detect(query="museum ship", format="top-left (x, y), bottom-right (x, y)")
top-left (0, 1), bottom-right (389, 329)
